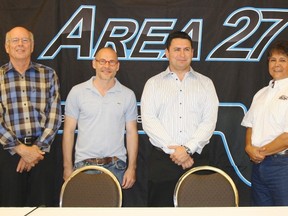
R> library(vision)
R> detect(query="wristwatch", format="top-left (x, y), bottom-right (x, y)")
top-left (183, 145), bottom-right (193, 156)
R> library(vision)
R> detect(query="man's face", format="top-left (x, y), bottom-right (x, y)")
top-left (92, 48), bottom-right (120, 81)
top-left (5, 27), bottom-right (34, 62)
top-left (268, 51), bottom-right (288, 81)
top-left (165, 38), bottom-right (193, 73)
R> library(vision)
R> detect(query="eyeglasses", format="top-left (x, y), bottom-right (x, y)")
top-left (7, 38), bottom-right (31, 44)
top-left (95, 59), bottom-right (118, 66)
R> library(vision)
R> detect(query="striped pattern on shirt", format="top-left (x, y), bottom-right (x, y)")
top-left (141, 67), bottom-right (219, 154)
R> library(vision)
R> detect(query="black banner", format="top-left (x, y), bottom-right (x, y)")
top-left (1, 0), bottom-right (288, 206)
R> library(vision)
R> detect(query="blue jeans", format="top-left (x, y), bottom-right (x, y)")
top-left (74, 159), bottom-right (127, 185)
top-left (251, 154), bottom-right (288, 206)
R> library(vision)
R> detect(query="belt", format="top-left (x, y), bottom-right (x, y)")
top-left (83, 156), bottom-right (118, 165)
top-left (18, 136), bottom-right (38, 146)
top-left (154, 146), bottom-right (165, 152)
top-left (275, 149), bottom-right (288, 156)
top-left (267, 149), bottom-right (288, 158)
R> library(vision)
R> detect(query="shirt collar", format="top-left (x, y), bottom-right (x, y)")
top-left (270, 78), bottom-right (288, 89)
top-left (163, 66), bottom-right (195, 79)
top-left (87, 76), bottom-right (122, 93)
top-left (4, 61), bottom-right (34, 74)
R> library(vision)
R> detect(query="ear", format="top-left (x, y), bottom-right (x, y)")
top-left (165, 48), bottom-right (169, 60)
top-left (5, 41), bottom-right (10, 54)
top-left (116, 61), bottom-right (120, 72)
top-left (92, 59), bottom-right (96, 69)
top-left (31, 42), bottom-right (34, 53)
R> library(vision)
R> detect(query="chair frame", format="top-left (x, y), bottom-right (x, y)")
top-left (174, 165), bottom-right (239, 207)
top-left (59, 165), bottom-right (122, 207)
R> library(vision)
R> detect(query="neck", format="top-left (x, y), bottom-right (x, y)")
top-left (176, 72), bottom-right (186, 81)
top-left (93, 78), bottom-right (115, 96)
top-left (11, 59), bottom-right (30, 74)
top-left (169, 66), bottom-right (190, 81)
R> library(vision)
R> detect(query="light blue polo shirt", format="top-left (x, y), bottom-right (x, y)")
top-left (65, 77), bottom-right (137, 163)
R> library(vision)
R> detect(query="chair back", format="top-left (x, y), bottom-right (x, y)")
top-left (174, 165), bottom-right (239, 207)
top-left (59, 165), bottom-right (122, 207)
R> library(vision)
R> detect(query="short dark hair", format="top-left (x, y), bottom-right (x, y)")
top-left (267, 40), bottom-right (288, 58)
top-left (165, 31), bottom-right (193, 49)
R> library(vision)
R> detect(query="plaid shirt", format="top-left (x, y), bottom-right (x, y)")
top-left (0, 62), bottom-right (61, 153)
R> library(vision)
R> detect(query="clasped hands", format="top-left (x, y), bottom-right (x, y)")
top-left (169, 145), bottom-right (194, 169)
top-left (246, 145), bottom-right (266, 164)
top-left (14, 144), bottom-right (45, 173)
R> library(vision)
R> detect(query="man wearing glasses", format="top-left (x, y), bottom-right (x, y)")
top-left (0, 26), bottom-right (62, 206)
top-left (62, 47), bottom-right (138, 191)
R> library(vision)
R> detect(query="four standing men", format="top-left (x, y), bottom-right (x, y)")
top-left (3, 27), bottom-right (283, 207)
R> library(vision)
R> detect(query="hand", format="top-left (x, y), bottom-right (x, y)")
top-left (169, 145), bottom-right (190, 166)
top-left (14, 144), bottom-right (45, 165)
top-left (16, 157), bottom-right (33, 173)
top-left (245, 145), bottom-right (265, 164)
top-left (121, 168), bottom-right (136, 189)
top-left (181, 157), bottom-right (194, 169)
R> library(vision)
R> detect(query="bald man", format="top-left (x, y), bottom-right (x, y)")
top-left (62, 47), bottom-right (138, 191)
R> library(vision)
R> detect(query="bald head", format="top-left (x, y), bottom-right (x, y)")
top-left (95, 47), bottom-right (118, 60)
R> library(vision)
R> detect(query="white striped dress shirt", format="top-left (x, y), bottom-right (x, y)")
top-left (141, 67), bottom-right (219, 154)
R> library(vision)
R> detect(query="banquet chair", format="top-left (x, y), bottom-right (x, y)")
top-left (174, 165), bottom-right (239, 207)
top-left (59, 165), bottom-right (122, 207)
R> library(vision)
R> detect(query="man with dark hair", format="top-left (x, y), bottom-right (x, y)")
top-left (141, 31), bottom-right (219, 206)
top-left (242, 40), bottom-right (288, 206)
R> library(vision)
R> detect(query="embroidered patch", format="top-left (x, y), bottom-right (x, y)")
top-left (279, 95), bottom-right (288, 100)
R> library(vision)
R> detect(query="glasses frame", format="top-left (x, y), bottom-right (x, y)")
top-left (7, 37), bottom-right (31, 45)
top-left (95, 59), bottom-right (118, 66)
